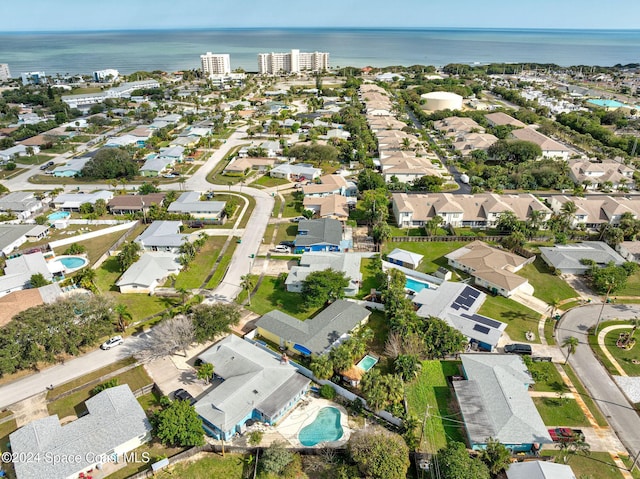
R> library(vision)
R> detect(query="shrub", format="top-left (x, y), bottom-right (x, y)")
top-left (90, 378), bottom-right (119, 395)
top-left (64, 243), bottom-right (87, 255)
top-left (248, 430), bottom-right (263, 446)
top-left (320, 384), bottom-right (337, 400)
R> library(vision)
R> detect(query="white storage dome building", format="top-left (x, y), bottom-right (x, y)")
top-left (421, 91), bottom-right (463, 111)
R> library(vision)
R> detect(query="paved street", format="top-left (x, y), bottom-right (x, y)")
top-left (557, 303), bottom-right (640, 461)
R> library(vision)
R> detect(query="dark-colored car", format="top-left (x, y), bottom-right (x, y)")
top-left (279, 240), bottom-right (295, 248)
top-left (39, 161), bottom-right (54, 170)
top-left (173, 388), bottom-right (196, 405)
top-left (504, 343), bottom-right (532, 355)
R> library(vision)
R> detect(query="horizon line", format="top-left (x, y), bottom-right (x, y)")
top-left (2, 26), bottom-right (640, 34)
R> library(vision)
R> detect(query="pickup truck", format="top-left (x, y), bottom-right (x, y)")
top-left (548, 427), bottom-right (585, 442)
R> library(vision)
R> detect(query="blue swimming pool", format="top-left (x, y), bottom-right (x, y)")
top-left (405, 277), bottom-right (431, 293)
top-left (356, 354), bottom-right (378, 372)
top-left (48, 211), bottom-right (70, 221)
top-left (53, 255), bottom-right (88, 273)
top-left (298, 407), bottom-right (343, 446)
top-left (587, 99), bottom-right (626, 108)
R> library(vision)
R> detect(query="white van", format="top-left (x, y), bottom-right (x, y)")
top-left (274, 245), bottom-right (291, 253)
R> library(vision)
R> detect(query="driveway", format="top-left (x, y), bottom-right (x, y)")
top-left (557, 304), bottom-right (640, 460)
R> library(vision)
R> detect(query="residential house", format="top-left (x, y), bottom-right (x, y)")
top-left (285, 252), bottom-right (362, 295)
top-left (107, 193), bottom-right (166, 215)
top-left (52, 157), bottom-right (91, 177)
top-left (506, 461), bottom-right (577, 479)
top-left (617, 241), bottom-right (640, 263)
top-left (259, 140), bottom-right (282, 157)
top-left (453, 354), bottom-right (552, 451)
top-left (9, 385), bottom-right (152, 479)
top-left (0, 225), bottom-right (49, 256)
top-left (568, 159), bottom-right (635, 191)
top-left (167, 191), bottom-right (226, 221)
top-left (0, 144), bottom-right (40, 162)
top-left (116, 252), bottom-right (181, 294)
top-left (484, 112), bottom-right (526, 128)
top-left (0, 252), bottom-right (59, 298)
top-left (301, 174), bottom-right (355, 197)
top-left (434, 117), bottom-right (484, 136)
top-left (549, 195), bottom-right (640, 228)
top-left (539, 241), bottom-right (625, 274)
top-left (223, 157), bottom-right (277, 175)
top-left (194, 334), bottom-right (310, 440)
top-left (270, 163), bottom-right (321, 182)
top-left (452, 132), bottom-right (498, 153)
top-left (294, 218), bottom-right (344, 253)
top-left (511, 127), bottom-right (573, 160)
top-left (380, 156), bottom-right (445, 183)
top-left (135, 221), bottom-right (187, 253)
top-left (303, 194), bottom-right (350, 220)
top-left (0, 192), bottom-right (42, 219)
top-left (139, 156), bottom-right (174, 177)
top-left (52, 191), bottom-right (113, 210)
top-left (392, 193), bottom-right (550, 228)
top-left (387, 248), bottom-right (423, 270)
top-left (412, 282), bottom-right (506, 351)
top-left (256, 300), bottom-right (371, 356)
top-left (0, 283), bottom-right (62, 322)
top-left (105, 134), bottom-right (141, 148)
top-left (446, 241), bottom-right (534, 297)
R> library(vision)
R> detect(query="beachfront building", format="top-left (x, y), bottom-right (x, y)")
top-left (93, 68), bottom-right (119, 82)
top-left (21, 71), bottom-right (46, 85)
top-left (258, 49), bottom-right (329, 74)
top-left (61, 79), bottom-right (160, 108)
top-left (0, 64), bottom-right (11, 82)
top-left (200, 52), bottom-right (231, 75)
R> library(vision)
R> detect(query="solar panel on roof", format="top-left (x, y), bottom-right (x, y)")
top-left (473, 324), bottom-right (490, 334)
top-left (470, 314), bottom-right (502, 329)
top-left (452, 304), bottom-right (460, 310)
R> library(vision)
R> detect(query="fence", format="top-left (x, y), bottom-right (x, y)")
top-left (92, 220), bottom-right (141, 269)
top-left (49, 221), bottom-right (138, 249)
top-left (390, 235), bottom-right (549, 243)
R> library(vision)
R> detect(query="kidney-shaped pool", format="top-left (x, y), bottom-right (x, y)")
top-left (298, 406), bottom-right (343, 447)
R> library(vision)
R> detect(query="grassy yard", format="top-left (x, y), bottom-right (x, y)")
top-left (562, 364), bottom-right (609, 427)
top-left (541, 451), bottom-right (630, 479)
top-left (405, 360), bottom-right (465, 453)
top-left (205, 240), bottom-right (237, 289)
top-left (527, 361), bottom-right (567, 393)
top-left (54, 224), bottom-right (143, 266)
top-left (47, 357), bottom-right (136, 398)
top-left (14, 154), bottom-right (55, 165)
top-left (238, 193), bottom-right (256, 228)
top-left (517, 257), bottom-right (578, 304)
top-left (478, 295), bottom-right (542, 343)
top-left (601, 326), bottom-right (640, 376)
top-left (205, 144), bottom-right (250, 186)
top-left (617, 270), bottom-right (640, 297)
top-left (166, 453), bottom-right (245, 479)
top-left (382, 241), bottom-right (467, 275)
top-left (358, 257), bottom-right (381, 300)
top-left (282, 192), bottom-right (303, 218)
top-left (251, 175), bottom-right (290, 188)
top-left (47, 365), bottom-right (153, 419)
top-left (246, 276), bottom-right (319, 319)
top-left (103, 440), bottom-right (187, 479)
top-left (366, 310), bottom-right (389, 357)
top-left (0, 167), bottom-right (27, 179)
top-left (272, 195), bottom-right (282, 216)
top-left (0, 418), bottom-right (17, 453)
top-left (174, 237), bottom-right (226, 290)
top-left (275, 223), bottom-right (298, 245)
top-left (533, 397), bottom-right (590, 427)
top-left (544, 317), bottom-right (557, 345)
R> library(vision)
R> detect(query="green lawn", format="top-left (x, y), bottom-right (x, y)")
top-left (14, 154), bottom-right (54, 165)
top-left (250, 175), bottom-right (290, 188)
top-left (617, 270), bottom-right (640, 296)
top-left (246, 276), bottom-right (318, 319)
top-left (47, 365), bottom-right (153, 419)
top-left (366, 310), bottom-right (389, 357)
top-left (478, 295), bottom-right (542, 343)
top-left (517, 257), bottom-right (578, 304)
top-left (533, 397), bottom-right (591, 427)
top-left (0, 418), bottom-right (17, 453)
top-left (358, 257), bottom-right (382, 299)
top-left (382, 241), bottom-right (468, 274)
top-left (541, 451), bottom-right (629, 479)
top-left (238, 193), bottom-right (256, 228)
top-left (272, 195), bottom-right (283, 216)
top-left (103, 440), bottom-right (187, 479)
top-left (167, 453), bottom-right (245, 478)
top-left (405, 360), bottom-right (465, 453)
top-left (205, 144), bottom-right (250, 186)
top-left (602, 326), bottom-right (640, 376)
top-left (282, 192), bottom-right (303, 218)
top-left (47, 357), bottom-right (136, 398)
top-left (562, 364), bottom-right (609, 427)
top-left (527, 361), bottom-right (567, 393)
top-left (275, 224), bottom-right (298, 245)
top-left (174, 237), bottom-right (226, 289)
top-left (206, 240), bottom-right (238, 289)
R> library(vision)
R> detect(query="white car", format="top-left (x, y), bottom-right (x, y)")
top-left (101, 335), bottom-right (124, 350)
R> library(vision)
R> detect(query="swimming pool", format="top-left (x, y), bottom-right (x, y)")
top-left (356, 354), bottom-right (378, 372)
top-left (298, 407), bottom-right (343, 446)
top-left (405, 276), bottom-right (431, 293)
top-left (587, 99), bottom-right (626, 108)
top-left (53, 255), bottom-right (88, 273)
top-left (48, 211), bottom-right (70, 221)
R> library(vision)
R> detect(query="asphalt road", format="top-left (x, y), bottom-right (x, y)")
top-left (557, 303), bottom-right (640, 459)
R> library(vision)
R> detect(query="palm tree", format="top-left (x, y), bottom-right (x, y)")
top-left (562, 336), bottom-right (579, 365)
top-left (114, 304), bottom-right (132, 332)
top-left (196, 362), bottom-right (214, 383)
top-left (77, 268), bottom-right (97, 291)
top-left (240, 275), bottom-right (255, 306)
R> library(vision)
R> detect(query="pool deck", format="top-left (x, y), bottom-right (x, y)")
top-left (277, 396), bottom-right (351, 448)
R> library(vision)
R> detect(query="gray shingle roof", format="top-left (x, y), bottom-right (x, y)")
top-left (454, 354), bottom-right (552, 447)
top-left (256, 300), bottom-right (371, 355)
top-left (10, 385), bottom-right (152, 479)
top-left (167, 192), bottom-right (225, 216)
top-left (285, 252), bottom-right (362, 293)
top-left (540, 241), bottom-right (625, 273)
top-left (295, 218), bottom-right (342, 247)
top-left (135, 221), bottom-right (186, 248)
top-left (116, 252), bottom-right (180, 288)
top-left (507, 461), bottom-right (577, 479)
top-left (195, 335), bottom-right (309, 433)
top-left (0, 225), bottom-right (36, 251)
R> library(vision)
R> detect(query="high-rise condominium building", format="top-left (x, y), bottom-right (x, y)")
top-left (0, 64), bottom-right (11, 82)
top-left (21, 71), bottom-right (46, 85)
top-left (257, 49), bottom-right (329, 74)
top-left (201, 52), bottom-right (231, 76)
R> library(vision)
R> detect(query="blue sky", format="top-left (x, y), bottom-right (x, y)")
top-left (2, 0), bottom-right (640, 31)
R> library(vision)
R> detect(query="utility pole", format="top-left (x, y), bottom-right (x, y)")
top-left (419, 403), bottom-right (432, 450)
top-left (594, 283), bottom-right (613, 335)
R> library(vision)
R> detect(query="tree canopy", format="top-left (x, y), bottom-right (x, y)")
top-left (301, 269), bottom-right (349, 308)
top-left (154, 399), bottom-right (205, 447)
top-left (487, 140), bottom-right (542, 164)
top-left (435, 442), bottom-right (490, 479)
top-left (191, 303), bottom-right (241, 343)
top-left (349, 429), bottom-right (410, 479)
top-left (81, 147), bottom-right (138, 179)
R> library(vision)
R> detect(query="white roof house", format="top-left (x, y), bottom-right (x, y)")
top-left (105, 134), bottom-right (140, 147)
top-left (135, 221), bottom-right (187, 252)
top-left (52, 157), bottom-right (91, 177)
top-left (139, 156), bottom-right (174, 176)
top-left (0, 144), bottom-right (40, 161)
top-left (10, 385), bottom-right (152, 479)
top-left (0, 192), bottom-right (42, 219)
top-left (0, 225), bottom-right (46, 256)
top-left (285, 252), bottom-right (362, 295)
top-left (387, 248), bottom-right (424, 270)
top-left (507, 461), bottom-right (576, 479)
top-left (52, 190), bottom-right (113, 210)
top-left (116, 252), bottom-right (181, 294)
top-left (167, 191), bottom-right (226, 220)
top-left (270, 163), bottom-right (321, 181)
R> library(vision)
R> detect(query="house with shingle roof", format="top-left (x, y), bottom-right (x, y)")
top-left (116, 252), bottom-right (181, 294)
top-left (446, 241), bottom-right (534, 297)
top-left (135, 220), bottom-right (187, 253)
top-left (294, 218), bottom-right (344, 252)
top-left (511, 127), bottom-right (573, 160)
top-left (256, 300), bottom-right (371, 356)
top-left (484, 112), bottom-right (526, 128)
top-left (195, 334), bottom-right (310, 441)
top-left (9, 385), bottom-right (152, 479)
top-left (507, 461), bottom-right (577, 479)
top-left (285, 252), bottom-right (362, 295)
top-left (539, 241), bottom-right (625, 274)
top-left (303, 194), bottom-right (350, 220)
top-left (453, 354), bottom-right (552, 451)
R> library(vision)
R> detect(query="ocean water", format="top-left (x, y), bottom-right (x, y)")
top-left (0, 28), bottom-right (639, 75)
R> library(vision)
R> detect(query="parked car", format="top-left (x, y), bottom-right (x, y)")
top-left (504, 343), bottom-right (532, 355)
top-left (279, 240), bottom-right (295, 248)
top-left (100, 335), bottom-right (124, 350)
top-left (173, 388), bottom-right (196, 405)
top-left (548, 427), bottom-right (585, 442)
top-left (290, 216), bottom-right (306, 223)
top-left (274, 245), bottom-right (291, 253)
top-left (39, 161), bottom-right (54, 170)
